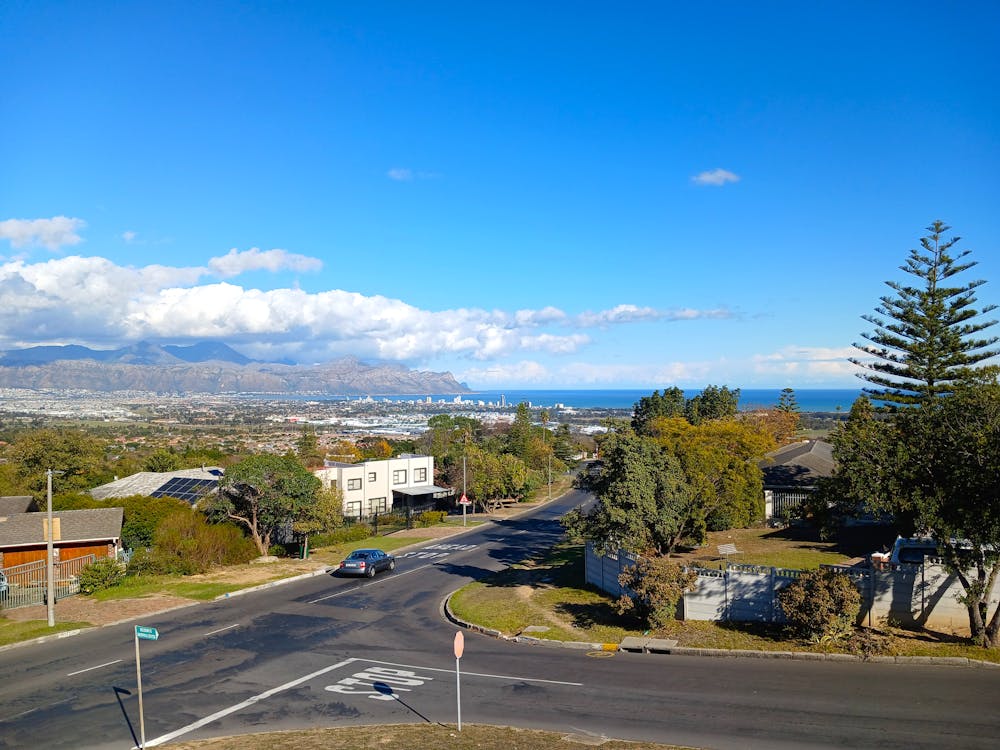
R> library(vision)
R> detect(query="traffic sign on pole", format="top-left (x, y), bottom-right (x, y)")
top-left (135, 626), bottom-right (159, 641)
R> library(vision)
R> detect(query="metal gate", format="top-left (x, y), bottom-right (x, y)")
top-left (0, 554), bottom-right (96, 610)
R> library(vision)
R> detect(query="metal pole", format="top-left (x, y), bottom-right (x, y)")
top-left (455, 655), bottom-right (462, 731)
top-left (46, 468), bottom-right (55, 627)
top-left (135, 629), bottom-right (146, 749)
top-left (462, 454), bottom-right (467, 526)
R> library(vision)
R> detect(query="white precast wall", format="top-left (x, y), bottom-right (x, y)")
top-left (585, 544), bottom-right (999, 636)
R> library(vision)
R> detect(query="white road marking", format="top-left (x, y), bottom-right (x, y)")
top-left (66, 659), bottom-right (123, 677)
top-left (307, 564), bottom-right (434, 604)
top-left (143, 657), bottom-right (359, 747)
top-left (142, 655), bottom-right (583, 747)
top-left (203, 624), bottom-right (240, 637)
top-left (361, 657), bottom-right (584, 686)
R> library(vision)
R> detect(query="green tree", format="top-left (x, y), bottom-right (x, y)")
top-left (292, 485), bottom-right (345, 556)
top-left (563, 430), bottom-right (697, 556)
top-left (777, 387), bottom-right (800, 413)
top-left (649, 417), bottom-right (771, 532)
top-left (507, 402), bottom-right (533, 460)
top-left (850, 221), bottom-right (998, 407)
top-left (208, 454), bottom-right (321, 556)
top-left (296, 426), bottom-right (325, 468)
top-left (7, 428), bottom-right (110, 494)
top-left (144, 449), bottom-right (181, 473)
top-left (632, 387), bottom-right (685, 433)
top-left (684, 385), bottom-right (740, 425)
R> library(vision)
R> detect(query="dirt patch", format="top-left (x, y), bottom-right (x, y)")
top-left (3, 594), bottom-right (194, 627)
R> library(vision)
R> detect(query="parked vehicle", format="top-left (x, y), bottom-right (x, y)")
top-left (336, 549), bottom-right (396, 578)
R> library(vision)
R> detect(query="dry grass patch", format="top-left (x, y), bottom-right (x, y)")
top-left (164, 723), bottom-right (694, 750)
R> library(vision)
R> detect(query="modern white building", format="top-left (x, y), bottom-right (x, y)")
top-left (313, 454), bottom-right (453, 518)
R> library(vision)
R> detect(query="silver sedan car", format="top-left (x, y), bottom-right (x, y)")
top-left (336, 548), bottom-right (396, 578)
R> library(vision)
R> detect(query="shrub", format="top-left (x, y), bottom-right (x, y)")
top-left (415, 510), bottom-right (447, 527)
top-left (146, 510), bottom-right (256, 574)
top-left (616, 556), bottom-right (699, 630)
top-left (777, 568), bottom-right (862, 641)
top-left (311, 523), bottom-right (373, 547)
top-left (78, 556), bottom-right (126, 594)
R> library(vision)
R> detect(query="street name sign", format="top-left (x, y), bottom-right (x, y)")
top-left (135, 625), bottom-right (159, 641)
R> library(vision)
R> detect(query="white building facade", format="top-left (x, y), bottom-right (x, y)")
top-left (313, 454), bottom-right (450, 518)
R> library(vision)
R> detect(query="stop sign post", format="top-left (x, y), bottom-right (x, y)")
top-left (454, 630), bottom-right (464, 731)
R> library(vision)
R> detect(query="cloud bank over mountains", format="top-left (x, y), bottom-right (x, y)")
top-left (0, 215), bottom-right (855, 387)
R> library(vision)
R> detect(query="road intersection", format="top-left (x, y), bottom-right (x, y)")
top-left (1, 490), bottom-right (998, 749)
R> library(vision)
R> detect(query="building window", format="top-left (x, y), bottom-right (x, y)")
top-left (372, 497), bottom-right (387, 513)
top-left (346, 501), bottom-right (362, 518)
top-left (347, 478), bottom-right (362, 490)
top-left (414, 467), bottom-right (427, 483)
top-left (368, 472), bottom-right (377, 482)
top-left (393, 469), bottom-right (407, 485)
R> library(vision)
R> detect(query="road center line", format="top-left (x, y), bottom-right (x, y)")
top-left (203, 623), bottom-right (240, 637)
top-left (66, 659), bottom-right (123, 677)
top-left (359, 657), bottom-right (584, 686)
top-left (307, 564), bottom-right (434, 604)
top-left (143, 657), bottom-right (359, 747)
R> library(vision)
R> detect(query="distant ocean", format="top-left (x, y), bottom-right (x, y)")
top-left (331, 388), bottom-right (863, 413)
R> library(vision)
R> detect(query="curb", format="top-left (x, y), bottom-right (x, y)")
top-left (213, 566), bottom-right (331, 600)
top-left (442, 591), bottom-right (1000, 668)
top-left (441, 589), bottom-right (616, 652)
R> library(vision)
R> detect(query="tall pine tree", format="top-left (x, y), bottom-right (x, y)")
top-left (851, 221), bottom-right (998, 406)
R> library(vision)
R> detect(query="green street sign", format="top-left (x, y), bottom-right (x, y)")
top-left (135, 625), bottom-right (159, 641)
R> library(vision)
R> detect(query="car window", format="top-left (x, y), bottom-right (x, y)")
top-left (350, 552), bottom-right (369, 560)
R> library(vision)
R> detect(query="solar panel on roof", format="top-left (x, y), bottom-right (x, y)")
top-left (150, 477), bottom-right (218, 503)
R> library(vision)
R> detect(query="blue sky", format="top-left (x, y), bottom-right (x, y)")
top-left (1, 1), bottom-right (998, 389)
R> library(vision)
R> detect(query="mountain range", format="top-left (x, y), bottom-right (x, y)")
top-left (0, 342), bottom-right (469, 395)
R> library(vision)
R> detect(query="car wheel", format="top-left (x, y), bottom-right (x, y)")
top-left (388, 560), bottom-right (396, 571)
top-left (366, 566), bottom-right (376, 578)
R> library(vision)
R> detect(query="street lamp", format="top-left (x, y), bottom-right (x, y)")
top-left (45, 469), bottom-right (64, 628)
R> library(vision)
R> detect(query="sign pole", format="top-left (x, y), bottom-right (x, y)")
top-left (133, 625), bottom-right (159, 749)
top-left (135, 628), bottom-right (146, 749)
top-left (453, 630), bottom-right (464, 731)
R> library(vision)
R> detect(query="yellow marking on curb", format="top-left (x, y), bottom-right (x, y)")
top-left (602, 643), bottom-right (619, 651)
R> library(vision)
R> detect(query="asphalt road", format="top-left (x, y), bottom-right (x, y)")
top-left (1, 489), bottom-right (998, 750)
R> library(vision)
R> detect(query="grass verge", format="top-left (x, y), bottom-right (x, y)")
top-left (449, 541), bottom-right (1000, 662)
top-left (0, 619), bottom-right (91, 647)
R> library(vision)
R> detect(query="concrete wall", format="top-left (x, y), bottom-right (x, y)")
top-left (586, 544), bottom-right (998, 636)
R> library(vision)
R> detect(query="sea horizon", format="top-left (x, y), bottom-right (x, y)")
top-left (307, 387), bottom-right (864, 413)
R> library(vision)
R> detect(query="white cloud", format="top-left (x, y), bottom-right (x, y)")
top-left (751, 345), bottom-right (857, 381)
top-left (0, 252), bottom-right (757, 378)
top-left (0, 216), bottom-right (86, 250)
top-left (576, 304), bottom-right (732, 327)
top-left (207, 247), bottom-right (323, 277)
top-left (691, 168), bottom-right (740, 186)
top-left (387, 168), bottom-right (413, 181)
top-left (122, 231), bottom-right (138, 243)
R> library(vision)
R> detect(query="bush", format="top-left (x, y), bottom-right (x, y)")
top-left (616, 556), bottom-right (699, 630)
top-left (311, 523), bottom-right (373, 547)
top-left (126, 510), bottom-right (257, 575)
top-left (777, 568), bottom-right (862, 641)
top-left (415, 510), bottom-right (447, 527)
top-left (78, 556), bottom-right (126, 594)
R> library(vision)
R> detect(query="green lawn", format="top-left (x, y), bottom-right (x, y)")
top-left (0, 619), bottom-right (91, 647)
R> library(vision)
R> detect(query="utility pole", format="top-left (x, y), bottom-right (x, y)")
top-left (46, 468), bottom-right (55, 627)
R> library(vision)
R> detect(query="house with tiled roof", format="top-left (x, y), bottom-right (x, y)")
top-left (0, 507), bottom-right (124, 568)
top-left (758, 439), bottom-right (835, 521)
top-left (89, 467), bottom-right (223, 505)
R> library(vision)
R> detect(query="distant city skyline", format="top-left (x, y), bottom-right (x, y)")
top-left (2, 2), bottom-right (997, 389)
